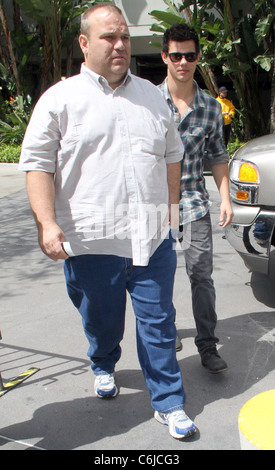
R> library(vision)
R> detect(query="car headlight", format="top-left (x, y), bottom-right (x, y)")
top-left (229, 160), bottom-right (260, 204)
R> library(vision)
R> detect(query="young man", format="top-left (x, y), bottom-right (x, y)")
top-left (216, 86), bottom-right (235, 146)
top-left (160, 23), bottom-right (233, 373)
top-left (19, 5), bottom-right (196, 439)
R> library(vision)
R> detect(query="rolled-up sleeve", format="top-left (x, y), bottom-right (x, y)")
top-left (206, 106), bottom-right (229, 167)
top-left (19, 88), bottom-right (60, 173)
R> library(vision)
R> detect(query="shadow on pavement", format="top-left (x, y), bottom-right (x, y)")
top-left (0, 310), bottom-right (274, 450)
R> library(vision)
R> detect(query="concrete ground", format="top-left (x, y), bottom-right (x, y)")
top-left (0, 163), bottom-right (275, 451)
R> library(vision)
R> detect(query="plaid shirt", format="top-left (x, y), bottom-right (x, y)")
top-left (159, 79), bottom-right (229, 224)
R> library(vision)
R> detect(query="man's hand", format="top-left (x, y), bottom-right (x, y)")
top-left (26, 171), bottom-right (68, 261)
top-left (211, 163), bottom-right (234, 229)
top-left (38, 221), bottom-right (68, 261)
top-left (169, 203), bottom-right (180, 229)
top-left (219, 200), bottom-right (234, 228)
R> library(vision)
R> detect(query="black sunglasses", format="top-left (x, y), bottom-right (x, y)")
top-left (168, 52), bottom-right (198, 63)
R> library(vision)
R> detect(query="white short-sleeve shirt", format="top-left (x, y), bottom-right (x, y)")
top-left (19, 65), bottom-right (183, 265)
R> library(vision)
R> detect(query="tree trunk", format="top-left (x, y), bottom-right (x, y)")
top-left (0, 1), bottom-right (21, 95)
top-left (51, 3), bottom-right (62, 84)
top-left (13, 0), bottom-right (20, 30)
top-left (0, 40), bottom-right (10, 70)
top-left (40, 21), bottom-right (53, 94)
top-left (183, 3), bottom-right (219, 96)
top-left (199, 64), bottom-right (219, 96)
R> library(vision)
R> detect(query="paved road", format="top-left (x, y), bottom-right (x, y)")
top-left (0, 164), bottom-right (275, 451)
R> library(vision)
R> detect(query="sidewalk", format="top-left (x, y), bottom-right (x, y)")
top-left (1, 164), bottom-right (275, 450)
top-left (0, 163), bottom-right (26, 198)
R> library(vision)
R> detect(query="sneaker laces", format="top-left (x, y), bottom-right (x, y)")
top-left (169, 409), bottom-right (191, 425)
top-left (97, 374), bottom-right (113, 385)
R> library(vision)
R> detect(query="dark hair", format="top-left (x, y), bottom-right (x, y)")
top-left (162, 23), bottom-right (200, 55)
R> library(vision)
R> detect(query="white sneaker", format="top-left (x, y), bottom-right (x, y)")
top-left (94, 373), bottom-right (118, 398)
top-left (154, 409), bottom-right (196, 439)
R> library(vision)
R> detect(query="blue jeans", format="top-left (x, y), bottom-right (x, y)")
top-left (64, 235), bottom-right (185, 413)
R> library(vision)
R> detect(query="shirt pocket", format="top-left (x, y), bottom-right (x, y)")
top-left (130, 110), bottom-right (167, 159)
top-left (184, 126), bottom-right (206, 154)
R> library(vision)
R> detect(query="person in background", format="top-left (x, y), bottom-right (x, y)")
top-left (19, 4), bottom-right (196, 440)
top-left (159, 23), bottom-right (233, 374)
top-left (216, 86), bottom-right (235, 147)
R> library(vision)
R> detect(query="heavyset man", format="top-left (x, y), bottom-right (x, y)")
top-left (19, 5), bottom-right (196, 439)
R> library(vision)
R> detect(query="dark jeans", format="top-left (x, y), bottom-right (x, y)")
top-left (179, 212), bottom-right (219, 354)
top-left (223, 124), bottom-right (231, 147)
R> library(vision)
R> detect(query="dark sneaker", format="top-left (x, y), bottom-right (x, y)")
top-left (176, 334), bottom-right (182, 352)
top-left (201, 350), bottom-right (228, 373)
top-left (154, 409), bottom-right (196, 439)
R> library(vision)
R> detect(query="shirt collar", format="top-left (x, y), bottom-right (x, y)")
top-left (159, 78), bottom-right (173, 105)
top-left (80, 63), bottom-right (131, 91)
top-left (160, 77), bottom-right (206, 110)
top-left (193, 80), bottom-right (207, 109)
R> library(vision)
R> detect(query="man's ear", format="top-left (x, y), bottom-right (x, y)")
top-left (79, 34), bottom-right (89, 55)
top-left (161, 51), bottom-right (168, 65)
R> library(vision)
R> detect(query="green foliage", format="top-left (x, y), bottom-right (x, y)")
top-left (0, 0), bottom-right (115, 147)
top-left (0, 95), bottom-right (31, 145)
top-left (226, 138), bottom-right (246, 158)
top-left (0, 143), bottom-right (21, 163)
top-left (12, 0), bottom-right (96, 92)
top-left (14, 0), bottom-right (94, 22)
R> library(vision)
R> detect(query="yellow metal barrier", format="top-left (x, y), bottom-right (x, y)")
top-left (0, 330), bottom-right (39, 397)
